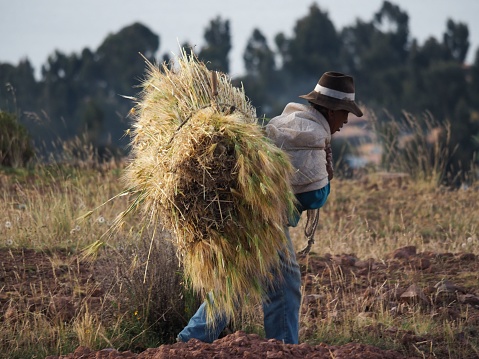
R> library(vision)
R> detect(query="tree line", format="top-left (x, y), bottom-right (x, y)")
top-left (1, 1), bottom-right (479, 180)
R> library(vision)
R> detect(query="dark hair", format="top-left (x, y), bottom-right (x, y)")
top-left (309, 101), bottom-right (329, 119)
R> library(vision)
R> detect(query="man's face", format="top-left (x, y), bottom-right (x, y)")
top-left (328, 109), bottom-right (349, 134)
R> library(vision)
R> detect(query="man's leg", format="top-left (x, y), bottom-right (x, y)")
top-left (262, 227), bottom-right (302, 344)
top-left (177, 298), bottom-right (228, 343)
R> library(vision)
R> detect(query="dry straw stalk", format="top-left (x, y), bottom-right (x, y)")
top-left (121, 50), bottom-right (296, 324)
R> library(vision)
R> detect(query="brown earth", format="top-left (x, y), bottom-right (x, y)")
top-left (1, 246), bottom-right (478, 358)
top-left (46, 333), bottom-right (409, 359)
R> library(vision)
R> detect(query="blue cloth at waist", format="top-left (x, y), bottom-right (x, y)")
top-left (289, 183), bottom-right (330, 227)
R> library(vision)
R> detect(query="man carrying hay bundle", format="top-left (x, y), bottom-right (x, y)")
top-left (125, 51), bottom-right (295, 343)
top-left (178, 71), bottom-right (363, 344)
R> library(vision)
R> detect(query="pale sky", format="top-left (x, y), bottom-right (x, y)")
top-left (1, 0), bottom-right (478, 78)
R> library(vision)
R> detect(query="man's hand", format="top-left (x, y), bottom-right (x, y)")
top-left (326, 144), bottom-right (334, 181)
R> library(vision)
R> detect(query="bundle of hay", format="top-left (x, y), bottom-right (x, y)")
top-left (122, 51), bottom-right (296, 323)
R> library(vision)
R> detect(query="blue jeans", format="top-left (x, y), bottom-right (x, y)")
top-left (177, 227), bottom-right (302, 344)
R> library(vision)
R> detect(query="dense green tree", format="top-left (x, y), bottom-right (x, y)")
top-left (198, 16), bottom-right (231, 73)
top-left (244, 29), bottom-right (275, 79)
top-left (236, 29), bottom-right (278, 117)
top-left (278, 4), bottom-right (340, 77)
top-left (80, 99), bottom-right (105, 145)
top-left (96, 22), bottom-right (159, 96)
top-left (409, 37), bottom-right (451, 68)
top-left (340, 20), bottom-right (377, 74)
top-left (40, 51), bottom-right (83, 138)
top-left (443, 19), bottom-right (470, 63)
top-left (339, 2), bottom-right (410, 112)
top-left (274, 33), bottom-right (289, 70)
top-left (87, 23), bottom-right (159, 147)
top-left (471, 48), bottom-right (479, 95)
top-left (445, 99), bottom-right (479, 182)
top-left (413, 61), bottom-right (467, 119)
top-left (0, 60), bottom-right (39, 114)
top-left (373, 0), bottom-right (410, 64)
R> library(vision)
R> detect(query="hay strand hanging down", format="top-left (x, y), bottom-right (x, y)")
top-left (122, 50), bottom-right (296, 323)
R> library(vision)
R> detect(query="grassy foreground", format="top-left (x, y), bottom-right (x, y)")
top-left (1, 163), bottom-right (478, 358)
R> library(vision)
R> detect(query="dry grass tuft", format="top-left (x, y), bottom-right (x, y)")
top-left (119, 50), bottom-right (296, 324)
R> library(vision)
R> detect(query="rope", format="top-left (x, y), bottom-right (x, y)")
top-left (297, 208), bottom-right (320, 256)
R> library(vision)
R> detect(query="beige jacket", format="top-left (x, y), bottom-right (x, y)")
top-left (265, 103), bottom-right (331, 194)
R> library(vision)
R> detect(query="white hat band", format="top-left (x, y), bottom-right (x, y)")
top-left (314, 84), bottom-right (355, 101)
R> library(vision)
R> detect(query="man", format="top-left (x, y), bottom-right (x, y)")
top-left (267, 71), bottom-right (363, 226)
top-left (177, 71), bottom-right (362, 344)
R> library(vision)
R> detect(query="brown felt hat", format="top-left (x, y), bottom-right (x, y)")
top-left (299, 71), bottom-right (363, 117)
